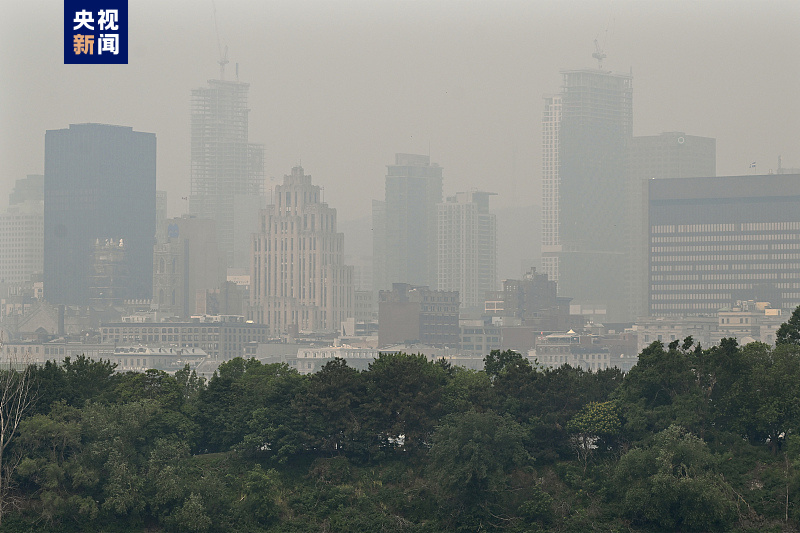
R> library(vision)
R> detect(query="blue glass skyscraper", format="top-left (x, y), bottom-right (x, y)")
top-left (44, 123), bottom-right (156, 305)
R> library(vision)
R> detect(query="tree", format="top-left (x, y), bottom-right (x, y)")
top-left (567, 400), bottom-right (621, 470)
top-left (737, 342), bottom-right (800, 454)
top-left (614, 340), bottom-right (700, 442)
top-left (195, 358), bottom-right (304, 453)
top-left (174, 363), bottom-right (205, 401)
top-left (0, 358), bottom-right (36, 525)
top-left (777, 305), bottom-right (800, 346)
top-left (363, 353), bottom-right (447, 455)
top-left (428, 409), bottom-right (530, 530)
top-left (610, 425), bottom-right (736, 531)
top-left (292, 358), bottom-right (368, 458)
top-left (484, 349), bottom-right (529, 380)
top-left (15, 402), bottom-right (97, 527)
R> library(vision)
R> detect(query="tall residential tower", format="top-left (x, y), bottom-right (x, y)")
top-left (437, 191), bottom-right (497, 311)
top-left (0, 175), bottom-right (44, 285)
top-left (374, 154), bottom-right (443, 292)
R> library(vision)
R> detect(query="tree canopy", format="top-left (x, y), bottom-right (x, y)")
top-left (4, 308), bottom-right (800, 531)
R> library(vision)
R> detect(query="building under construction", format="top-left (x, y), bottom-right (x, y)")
top-left (89, 238), bottom-right (128, 307)
top-left (190, 78), bottom-right (265, 269)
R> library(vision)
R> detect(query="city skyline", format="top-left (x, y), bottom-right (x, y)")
top-left (1, 0), bottom-right (797, 228)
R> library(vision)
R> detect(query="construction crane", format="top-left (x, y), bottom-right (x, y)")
top-left (593, 1), bottom-right (614, 70)
top-left (218, 45), bottom-right (229, 80)
top-left (592, 38), bottom-right (607, 70)
top-left (212, 0), bottom-right (228, 80)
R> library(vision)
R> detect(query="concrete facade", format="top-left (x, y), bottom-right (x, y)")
top-left (437, 191), bottom-right (497, 311)
top-left (248, 166), bottom-right (354, 335)
top-left (648, 174), bottom-right (800, 315)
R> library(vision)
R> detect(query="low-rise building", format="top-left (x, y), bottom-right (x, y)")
top-left (378, 284), bottom-right (459, 348)
top-left (634, 301), bottom-right (787, 352)
top-left (532, 331), bottom-right (638, 372)
top-left (100, 315), bottom-right (270, 361)
top-left (110, 345), bottom-right (208, 372)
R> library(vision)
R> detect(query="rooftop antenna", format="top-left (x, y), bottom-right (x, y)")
top-left (212, 1), bottom-right (228, 80)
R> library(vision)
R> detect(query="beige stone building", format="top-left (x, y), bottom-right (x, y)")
top-left (248, 166), bottom-right (353, 335)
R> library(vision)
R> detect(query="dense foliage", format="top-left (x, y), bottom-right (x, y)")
top-left (3, 331), bottom-right (800, 531)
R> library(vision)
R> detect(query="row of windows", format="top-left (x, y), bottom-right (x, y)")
top-left (651, 303), bottom-right (729, 310)
top-left (652, 293), bottom-right (731, 300)
top-left (653, 234), bottom-right (800, 243)
top-left (653, 222), bottom-right (800, 234)
top-left (652, 273), bottom-right (798, 281)
top-left (742, 222), bottom-right (800, 231)
top-left (653, 283), bottom-right (800, 291)
top-left (652, 244), bottom-right (777, 252)
top-left (653, 254), bottom-right (800, 262)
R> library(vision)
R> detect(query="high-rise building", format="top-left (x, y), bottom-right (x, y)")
top-left (542, 69), bottom-right (633, 321)
top-left (630, 133), bottom-right (716, 181)
top-left (371, 199), bottom-right (387, 293)
top-left (628, 132), bottom-right (716, 318)
top-left (248, 166), bottom-right (354, 335)
top-left (648, 174), bottom-right (800, 316)
top-left (190, 77), bottom-right (265, 269)
top-left (0, 175), bottom-right (44, 284)
top-left (437, 191), bottom-right (497, 311)
top-left (374, 154), bottom-right (443, 291)
top-left (44, 124), bottom-right (156, 306)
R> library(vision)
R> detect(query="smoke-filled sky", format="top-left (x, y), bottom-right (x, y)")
top-left (1, 0), bottom-right (798, 221)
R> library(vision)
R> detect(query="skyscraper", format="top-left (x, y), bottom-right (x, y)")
top-left (0, 175), bottom-right (43, 285)
top-left (542, 69), bottom-right (633, 321)
top-left (437, 191), bottom-right (497, 311)
top-left (374, 154), bottom-right (443, 291)
top-left (630, 133), bottom-right (716, 181)
top-left (628, 132), bottom-right (716, 318)
top-left (190, 77), bottom-right (265, 269)
top-left (248, 166), bottom-right (354, 335)
top-left (44, 123), bottom-right (156, 305)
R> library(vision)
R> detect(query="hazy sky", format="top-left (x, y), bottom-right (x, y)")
top-left (1, 0), bottom-right (798, 221)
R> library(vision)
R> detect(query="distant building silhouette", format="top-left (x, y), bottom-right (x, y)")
top-left (190, 77), bottom-right (265, 269)
top-left (484, 267), bottom-right (573, 332)
top-left (374, 154), bottom-right (443, 292)
top-left (437, 191), bottom-right (497, 311)
top-left (0, 175), bottom-right (44, 285)
top-left (542, 69), bottom-right (632, 322)
top-left (153, 215), bottom-right (224, 317)
top-left (628, 132), bottom-right (716, 318)
top-left (378, 283), bottom-right (459, 348)
top-left (44, 123), bottom-right (156, 306)
top-left (248, 166), bottom-right (354, 335)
